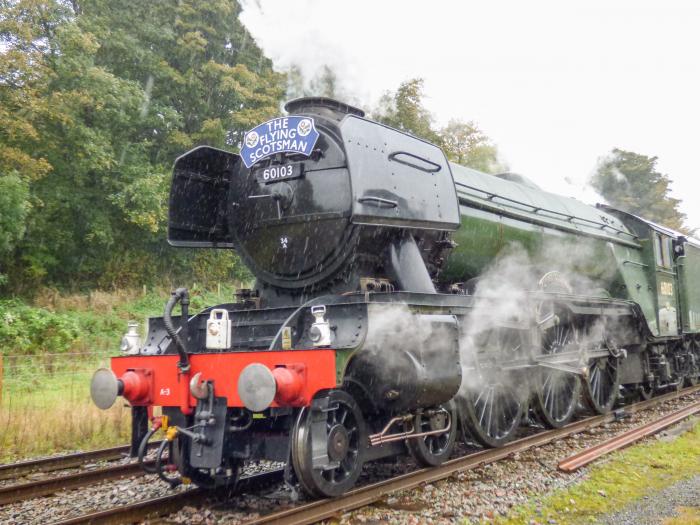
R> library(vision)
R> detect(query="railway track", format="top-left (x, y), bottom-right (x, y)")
top-left (0, 445), bottom-right (137, 482)
top-left (52, 469), bottom-right (285, 525)
top-left (14, 384), bottom-right (695, 525)
top-left (558, 399), bottom-right (700, 472)
top-left (0, 460), bottom-right (155, 505)
top-left (246, 385), bottom-right (700, 525)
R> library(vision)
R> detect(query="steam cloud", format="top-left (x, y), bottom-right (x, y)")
top-left (457, 237), bottom-right (621, 399)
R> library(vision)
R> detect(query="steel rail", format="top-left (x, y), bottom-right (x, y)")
top-left (5, 386), bottom-right (698, 523)
top-left (0, 461), bottom-right (155, 505)
top-left (0, 445), bottom-right (134, 482)
top-left (558, 400), bottom-right (700, 472)
top-left (0, 442), bottom-right (161, 482)
top-left (51, 469), bottom-right (285, 525)
top-left (244, 385), bottom-right (700, 525)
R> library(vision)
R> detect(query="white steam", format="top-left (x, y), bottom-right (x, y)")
top-left (457, 237), bottom-right (617, 399)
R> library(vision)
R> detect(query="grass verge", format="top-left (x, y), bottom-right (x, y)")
top-left (499, 421), bottom-right (700, 524)
top-left (0, 285), bottom-right (243, 462)
top-left (0, 365), bottom-right (132, 462)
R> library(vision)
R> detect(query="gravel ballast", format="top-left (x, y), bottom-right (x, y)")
top-left (600, 474), bottom-right (700, 525)
top-left (0, 390), bottom-right (697, 524)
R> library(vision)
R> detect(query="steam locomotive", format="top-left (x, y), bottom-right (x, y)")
top-left (91, 97), bottom-right (700, 497)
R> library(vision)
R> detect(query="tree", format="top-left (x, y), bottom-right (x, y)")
top-left (439, 119), bottom-right (504, 174)
top-left (0, 0), bottom-right (282, 292)
top-left (0, 0), bottom-right (71, 285)
top-left (591, 149), bottom-right (691, 233)
top-left (0, 174), bottom-right (29, 285)
top-left (375, 78), bottom-right (504, 173)
top-left (374, 78), bottom-right (438, 143)
top-left (78, 0), bottom-right (284, 155)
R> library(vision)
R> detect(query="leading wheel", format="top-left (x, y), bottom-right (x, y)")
top-left (406, 402), bottom-right (458, 467)
top-left (459, 327), bottom-right (525, 448)
top-left (582, 351), bottom-right (620, 414)
top-left (532, 318), bottom-right (582, 428)
top-left (291, 390), bottom-right (366, 498)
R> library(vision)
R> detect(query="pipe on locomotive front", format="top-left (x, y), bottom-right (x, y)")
top-left (163, 287), bottom-right (190, 372)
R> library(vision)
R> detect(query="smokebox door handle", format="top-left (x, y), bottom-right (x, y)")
top-left (388, 151), bottom-right (441, 173)
top-left (358, 196), bottom-right (398, 209)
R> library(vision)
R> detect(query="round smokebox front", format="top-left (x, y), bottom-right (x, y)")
top-left (229, 120), bottom-right (357, 289)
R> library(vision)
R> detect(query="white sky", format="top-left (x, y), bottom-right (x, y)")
top-left (240, 0), bottom-right (700, 229)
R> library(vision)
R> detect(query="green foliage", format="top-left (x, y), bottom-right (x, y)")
top-left (592, 149), bottom-right (691, 233)
top-left (374, 78), bottom-right (504, 173)
top-left (439, 119), bottom-right (505, 174)
top-left (79, 0), bottom-right (284, 152)
top-left (0, 299), bottom-right (80, 355)
top-left (374, 78), bottom-right (439, 143)
top-left (0, 174), bottom-right (30, 266)
top-left (0, 0), bottom-right (282, 294)
top-left (0, 0), bottom-right (58, 184)
top-left (0, 284), bottom-right (250, 360)
top-left (188, 250), bottom-right (253, 287)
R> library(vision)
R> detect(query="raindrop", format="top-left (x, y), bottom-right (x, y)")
top-left (140, 75), bottom-right (154, 118)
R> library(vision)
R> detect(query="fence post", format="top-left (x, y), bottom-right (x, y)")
top-left (0, 354), bottom-right (3, 406)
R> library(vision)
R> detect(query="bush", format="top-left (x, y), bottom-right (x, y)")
top-left (0, 300), bottom-right (80, 356)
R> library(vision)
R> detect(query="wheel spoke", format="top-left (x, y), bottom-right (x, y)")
top-left (462, 328), bottom-right (524, 446)
top-left (478, 387), bottom-right (490, 426)
top-left (591, 367), bottom-right (600, 402)
top-left (475, 387), bottom-right (487, 409)
top-left (534, 318), bottom-right (580, 428)
top-left (293, 392), bottom-right (366, 497)
top-left (486, 388), bottom-right (495, 437)
top-left (544, 380), bottom-right (553, 413)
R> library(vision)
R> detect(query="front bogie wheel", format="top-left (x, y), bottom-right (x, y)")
top-left (291, 389), bottom-right (366, 498)
top-left (406, 402), bottom-right (458, 467)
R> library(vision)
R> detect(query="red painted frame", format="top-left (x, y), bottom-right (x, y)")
top-left (111, 350), bottom-right (337, 411)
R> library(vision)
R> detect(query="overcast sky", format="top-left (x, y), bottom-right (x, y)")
top-left (240, 0), bottom-right (700, 229)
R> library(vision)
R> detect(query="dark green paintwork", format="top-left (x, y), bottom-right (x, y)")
top-left (676, 243), bottom-right (700, 333)
top-left (441, 163), bottom-right (670, 336)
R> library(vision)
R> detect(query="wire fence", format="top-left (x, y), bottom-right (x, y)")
top-left (0, 351), bottom-right (113, 408)
top-left (0, 351), bottom-right (130, 460)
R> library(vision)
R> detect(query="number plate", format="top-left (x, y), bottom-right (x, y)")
top-left (254, 163), bottom-right (302, 184)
